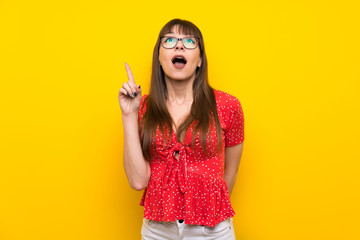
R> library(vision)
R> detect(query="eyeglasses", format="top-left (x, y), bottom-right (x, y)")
top-left (160, 36), bottom-right (199, 49)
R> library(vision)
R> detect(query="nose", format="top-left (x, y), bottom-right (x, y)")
top-left (175, 39), bottom-right (184, 50)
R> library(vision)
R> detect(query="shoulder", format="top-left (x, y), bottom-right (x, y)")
top-left (140, 94), bottom-right (149, 105)
top-left (213, 89), bottom-right (242, 110)
top-left (213, 90), bottom-right (244, 143)
top-left (139, 94), bottom-right (150, 109)
top-left (138, 94), bottom-right (149, 119)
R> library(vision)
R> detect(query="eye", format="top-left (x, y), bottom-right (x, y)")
top-left (185, 38), bottom-right (195, 44)
top-left (165, 37), bottom-right (174, 43)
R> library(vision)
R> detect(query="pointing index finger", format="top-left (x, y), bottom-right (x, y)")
top-left (125, 62), bottom-right (135, 84)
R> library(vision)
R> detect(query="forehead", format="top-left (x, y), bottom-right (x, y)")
top-left (163, 25), bottom-right (197, 37)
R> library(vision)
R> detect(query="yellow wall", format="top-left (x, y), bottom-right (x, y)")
top-left (1, 0), bottom-right (359, 239)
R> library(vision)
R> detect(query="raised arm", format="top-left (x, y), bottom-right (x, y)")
top-left (118, 63), bottom-right (150, 191)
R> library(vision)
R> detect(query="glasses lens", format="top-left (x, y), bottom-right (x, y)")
top-left (183, 37), bottom-right (198, 49)
top-left (162, 37), bottom-right (177, 48)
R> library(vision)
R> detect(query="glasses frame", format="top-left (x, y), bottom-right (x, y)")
top-left (160, 36), bottom-right (200, 49)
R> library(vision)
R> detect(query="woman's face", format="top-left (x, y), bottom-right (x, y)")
top-left (159, 26), bottom-right (202, 82)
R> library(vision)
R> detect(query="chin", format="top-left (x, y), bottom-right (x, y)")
top-left (164, 69), bottom-right (196, 81)
top-left (167, 73), bottom-right (193, 81)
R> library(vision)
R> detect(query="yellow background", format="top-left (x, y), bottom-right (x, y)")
top-left (1, 0), bottom-right (359, 239)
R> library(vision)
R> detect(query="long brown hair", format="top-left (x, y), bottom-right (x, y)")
top-left (140, 18), bottom-right (222, 160)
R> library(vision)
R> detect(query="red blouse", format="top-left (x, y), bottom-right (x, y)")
top-left (137, 89), bottom-right (244, 227)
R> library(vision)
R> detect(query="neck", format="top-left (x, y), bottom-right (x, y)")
top-left (165, 76), bottom-right (195, 105)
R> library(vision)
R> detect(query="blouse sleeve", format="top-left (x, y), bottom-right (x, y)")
top-left (224, 96), bottom-right (245, 147)
top-left (137, 95), bottom-right (148, 141)
top-left (138, 94), bottom-right (148, 125)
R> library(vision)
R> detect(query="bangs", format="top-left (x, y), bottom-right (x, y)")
top-left (160, 19), bottom-right (201, 38)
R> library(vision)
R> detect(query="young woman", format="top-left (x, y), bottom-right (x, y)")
top-left (118, 18), bottom-right (244, 240)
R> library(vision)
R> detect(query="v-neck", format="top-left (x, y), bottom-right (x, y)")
top-left (172, 127), bottom-right (185, 144)
top-left (171, 121), bottom-right (196, 144)
top-left (167, 102), bottom-right (192, 144)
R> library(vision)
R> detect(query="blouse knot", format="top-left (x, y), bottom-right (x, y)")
top-left (162, 142), bottom-right (188, 193)
top-left (173, 142), bottom-right (183, 152)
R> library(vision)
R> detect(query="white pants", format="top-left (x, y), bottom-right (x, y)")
top-left (141, 218), bottom-right (236, 240)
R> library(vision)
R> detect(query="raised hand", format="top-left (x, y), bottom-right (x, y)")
top-left (118, 63), bottom-right (142, 116)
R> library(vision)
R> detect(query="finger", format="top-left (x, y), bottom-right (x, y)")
top-left (124, 63), bottom-right (137, 95)
top-left (131, 84), bottom-right (142, 98)
top-left (127, 79), bottom-right (138, 97)
top-left (124, 63), bottom-right (136, 85)
top-left (122, 82), bottom-right (133, 97)
top-left (136, 84), bottom-right (142, 95)
top-left (119, 88), bottom-right (128, 96)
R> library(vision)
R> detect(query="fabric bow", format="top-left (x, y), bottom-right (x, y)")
top-left (162, 142), bottom-right (188, 193)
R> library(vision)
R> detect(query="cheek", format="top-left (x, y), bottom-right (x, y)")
top-left (158, 51), bottom-right (163, 65)
top-left (190, 53), bottom-right (201, 66)
top-left (190, 50), bottom-right (201, 63)
top-left (159, 50), bottom-right (170, 66)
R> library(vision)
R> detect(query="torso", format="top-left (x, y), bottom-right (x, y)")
top-left (138, 89), bottom-right (244, 226)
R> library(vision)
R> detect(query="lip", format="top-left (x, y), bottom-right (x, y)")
top-left (171, 55), bottom-right (187, 63)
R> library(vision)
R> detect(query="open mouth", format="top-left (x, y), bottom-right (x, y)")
top-left (172, 55), bottom-right (187, 69)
